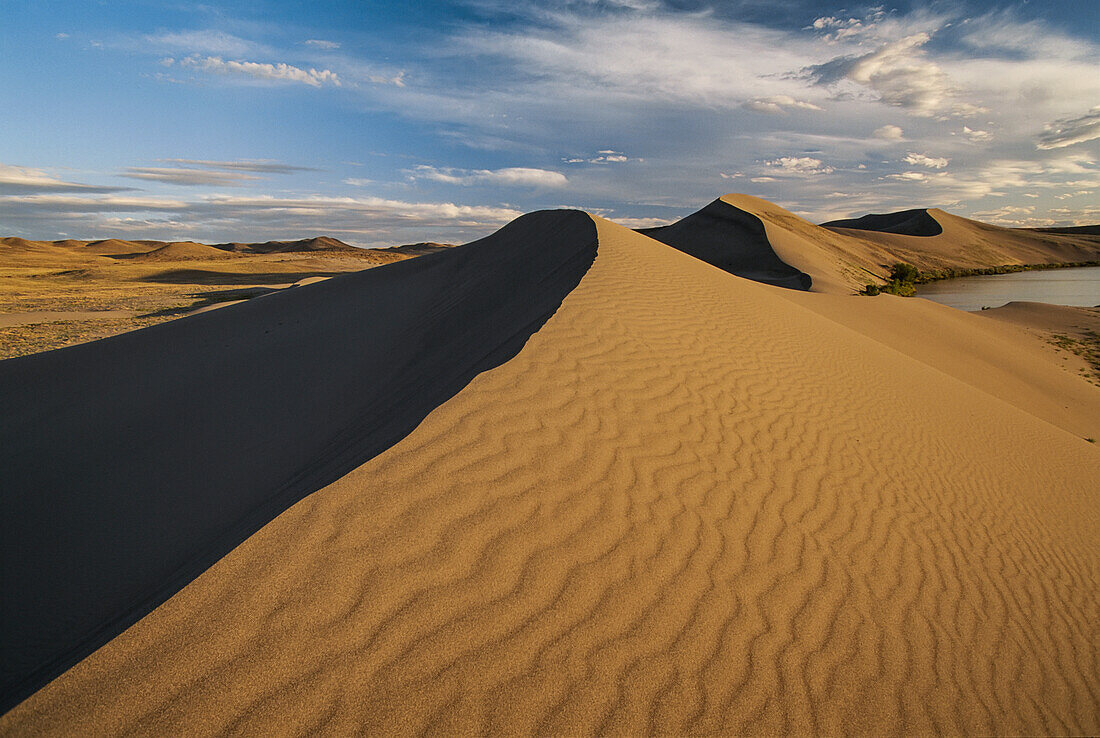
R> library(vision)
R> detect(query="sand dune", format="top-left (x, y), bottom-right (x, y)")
top-left (134, 242), bottom-right (245, 261)
top-left (639, 197), bottom-right (813, 290)
top-left (0, 211), bottom-right (596, 714)
top-left (649, 196), bottom-right (1100, 294)
top-left (3, 210), bottom-right (1097, 735)
top-left (822, 208), bottom-right (943, 237)
top-left (211, 236), bottom-right (359, 254)
top-left (825, 207), bottom-right (1100, 273)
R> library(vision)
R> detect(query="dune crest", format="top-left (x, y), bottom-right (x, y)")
top-left (4, 213), bottom-right (1097, 735)
top-left (821, 208), bottom-right (944, 237)
top-left (0, 210), bottom-right (597, 713)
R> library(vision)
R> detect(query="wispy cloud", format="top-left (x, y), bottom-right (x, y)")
top-left (872, 124), bottom-right (905, 140)
top-left (146, 30), bottom-right (259, 57)
top-left (120, 159), bottom-right (317, 186)
top-left (0, 192), bottom-right (524, 246)
top-left (0, 163), bottom-right (130, 195)
top-left (411, 165), bottom-right (568, 187)
top-left (903, 152), bottom-right (950, 168)
top-left (303, 39), bottom-right (341, 50)
top-left (764, 157), bottom-right (835, 176)
top-left (563, 150), bottom-right (632, 164)
top-left (170, 55), bottom-right (341, 87)
top-left (804, 34), bottom-right (956, 117)
top-left (743, 95), bottom-right (823, 114)
top-left (120, 167), bottom-right (259, 186)
top-left (1036, 106), bottom-right (1100, 150)
top-left (163, 159), bottom-right (318, 173)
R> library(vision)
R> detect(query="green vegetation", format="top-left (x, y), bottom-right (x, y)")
top-left (915, 260), bottom-right (1100, 284)
top-left (862, 260), bottom-right (1100, 297)
top-left (862, 262), bottom-right (918, 296)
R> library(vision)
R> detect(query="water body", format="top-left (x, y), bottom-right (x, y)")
top-left (916, 266), bottom-right (1100, 312)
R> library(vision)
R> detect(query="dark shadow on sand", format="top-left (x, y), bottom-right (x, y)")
top-left (0, 210), bottom-right (597, 713)
top-left (639, 198), bottom-right (812, 290)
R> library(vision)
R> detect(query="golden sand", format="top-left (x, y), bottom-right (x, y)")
top-left (5, 215), bottom-right (1097, 735)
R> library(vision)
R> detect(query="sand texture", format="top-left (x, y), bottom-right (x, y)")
top-left (3, 212), bottom-right (1098, 736)
top-left (0, 212), bottom-right (596, 713)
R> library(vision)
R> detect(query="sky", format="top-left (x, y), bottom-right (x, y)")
top-left (1, 0), bottom-right (1098, 246)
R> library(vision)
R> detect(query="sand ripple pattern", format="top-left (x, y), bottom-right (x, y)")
top-left (4, 216), bottom-right (1099, 736)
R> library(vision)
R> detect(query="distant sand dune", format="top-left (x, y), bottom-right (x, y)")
top-left (4, 214), bottom-right (1097, 735)
top-left (821, 208), bottom-right (944, 237)
top-left (824, 207), bottom-right (1100, 273)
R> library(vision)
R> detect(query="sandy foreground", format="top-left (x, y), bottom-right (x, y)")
top-left (1, 205), bottom-right (1098, 736)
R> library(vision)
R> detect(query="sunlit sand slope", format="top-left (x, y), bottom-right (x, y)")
top-left (0, 211), bottom-right (596, 713)
top-left (775, 290), bottom-right (1100, 439)
top-left (5, 215), bottom-right (1098, 736)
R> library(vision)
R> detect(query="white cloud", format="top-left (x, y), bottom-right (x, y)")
top-left (806, 33), bottom-right (954, 116)
top-left (0, 192), bottom-right (525, 246)
top-left (162, 159), bottom-right (316, 173)
top-left (564, 150), bottom-right (631, 164)
top-left (607, 216), bottom-right (674, 229)
top-left (411, 165), bottom-right (567, 187)
top-left (743, 95), bottom-right (822, 114)
top-left (55, 33), bottom-right (69, 40)
top-left (962, 126), bottom-right (992, 142)
top-left (119, 159), bottom-right (315, 186)
top-left (304, 39), bottom-right (341, 50)
top-left (146, 30), bottom-right (258, 57)
top-left (1036, 106), bottom-right (1100, 150)
top-left (764, 156), bottom-right (835, 176)
top-left (172, 55), bottom-right (341, 87)
top-left (456, 13), bottom-right (816, 110)
top-left (0, 163), bottom-right (128, 194)
top-left (808, 10), bottom-right (886, 42)
top-left (121, 167), bottom-right (259, 186)
top-left (872, 124), bottom-right (905, 140)
top-left (903, 152), bottom-right (949, 168)
top-left (886, 171), bottom-right (928, 181)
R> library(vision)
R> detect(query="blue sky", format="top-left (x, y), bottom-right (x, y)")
top-left (1, 0), bottom-right (1098, 245)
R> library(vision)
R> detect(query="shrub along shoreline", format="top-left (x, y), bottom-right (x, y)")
top-left (863, 260), bottom-right (1100, 297)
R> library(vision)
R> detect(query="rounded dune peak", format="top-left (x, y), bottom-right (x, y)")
top-left (637, 195), bottom-right (815, 292)
top-left (135, 241), bottom-right (242, 261)
top-left (822, 208), bottom-right (944, 237)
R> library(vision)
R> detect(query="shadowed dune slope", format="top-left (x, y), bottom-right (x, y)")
top-left (0, 210), bottom-right (597, 714)
top-left (821, 208), bottom-right (943, 236)
top-left (639, 197), bottom-right (812, 290)
top-left (5, 216), bottom-right (1098, 735)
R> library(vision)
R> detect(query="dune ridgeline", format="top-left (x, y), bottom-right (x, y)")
top-left (1, 196), bottom-right (1098, 735)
